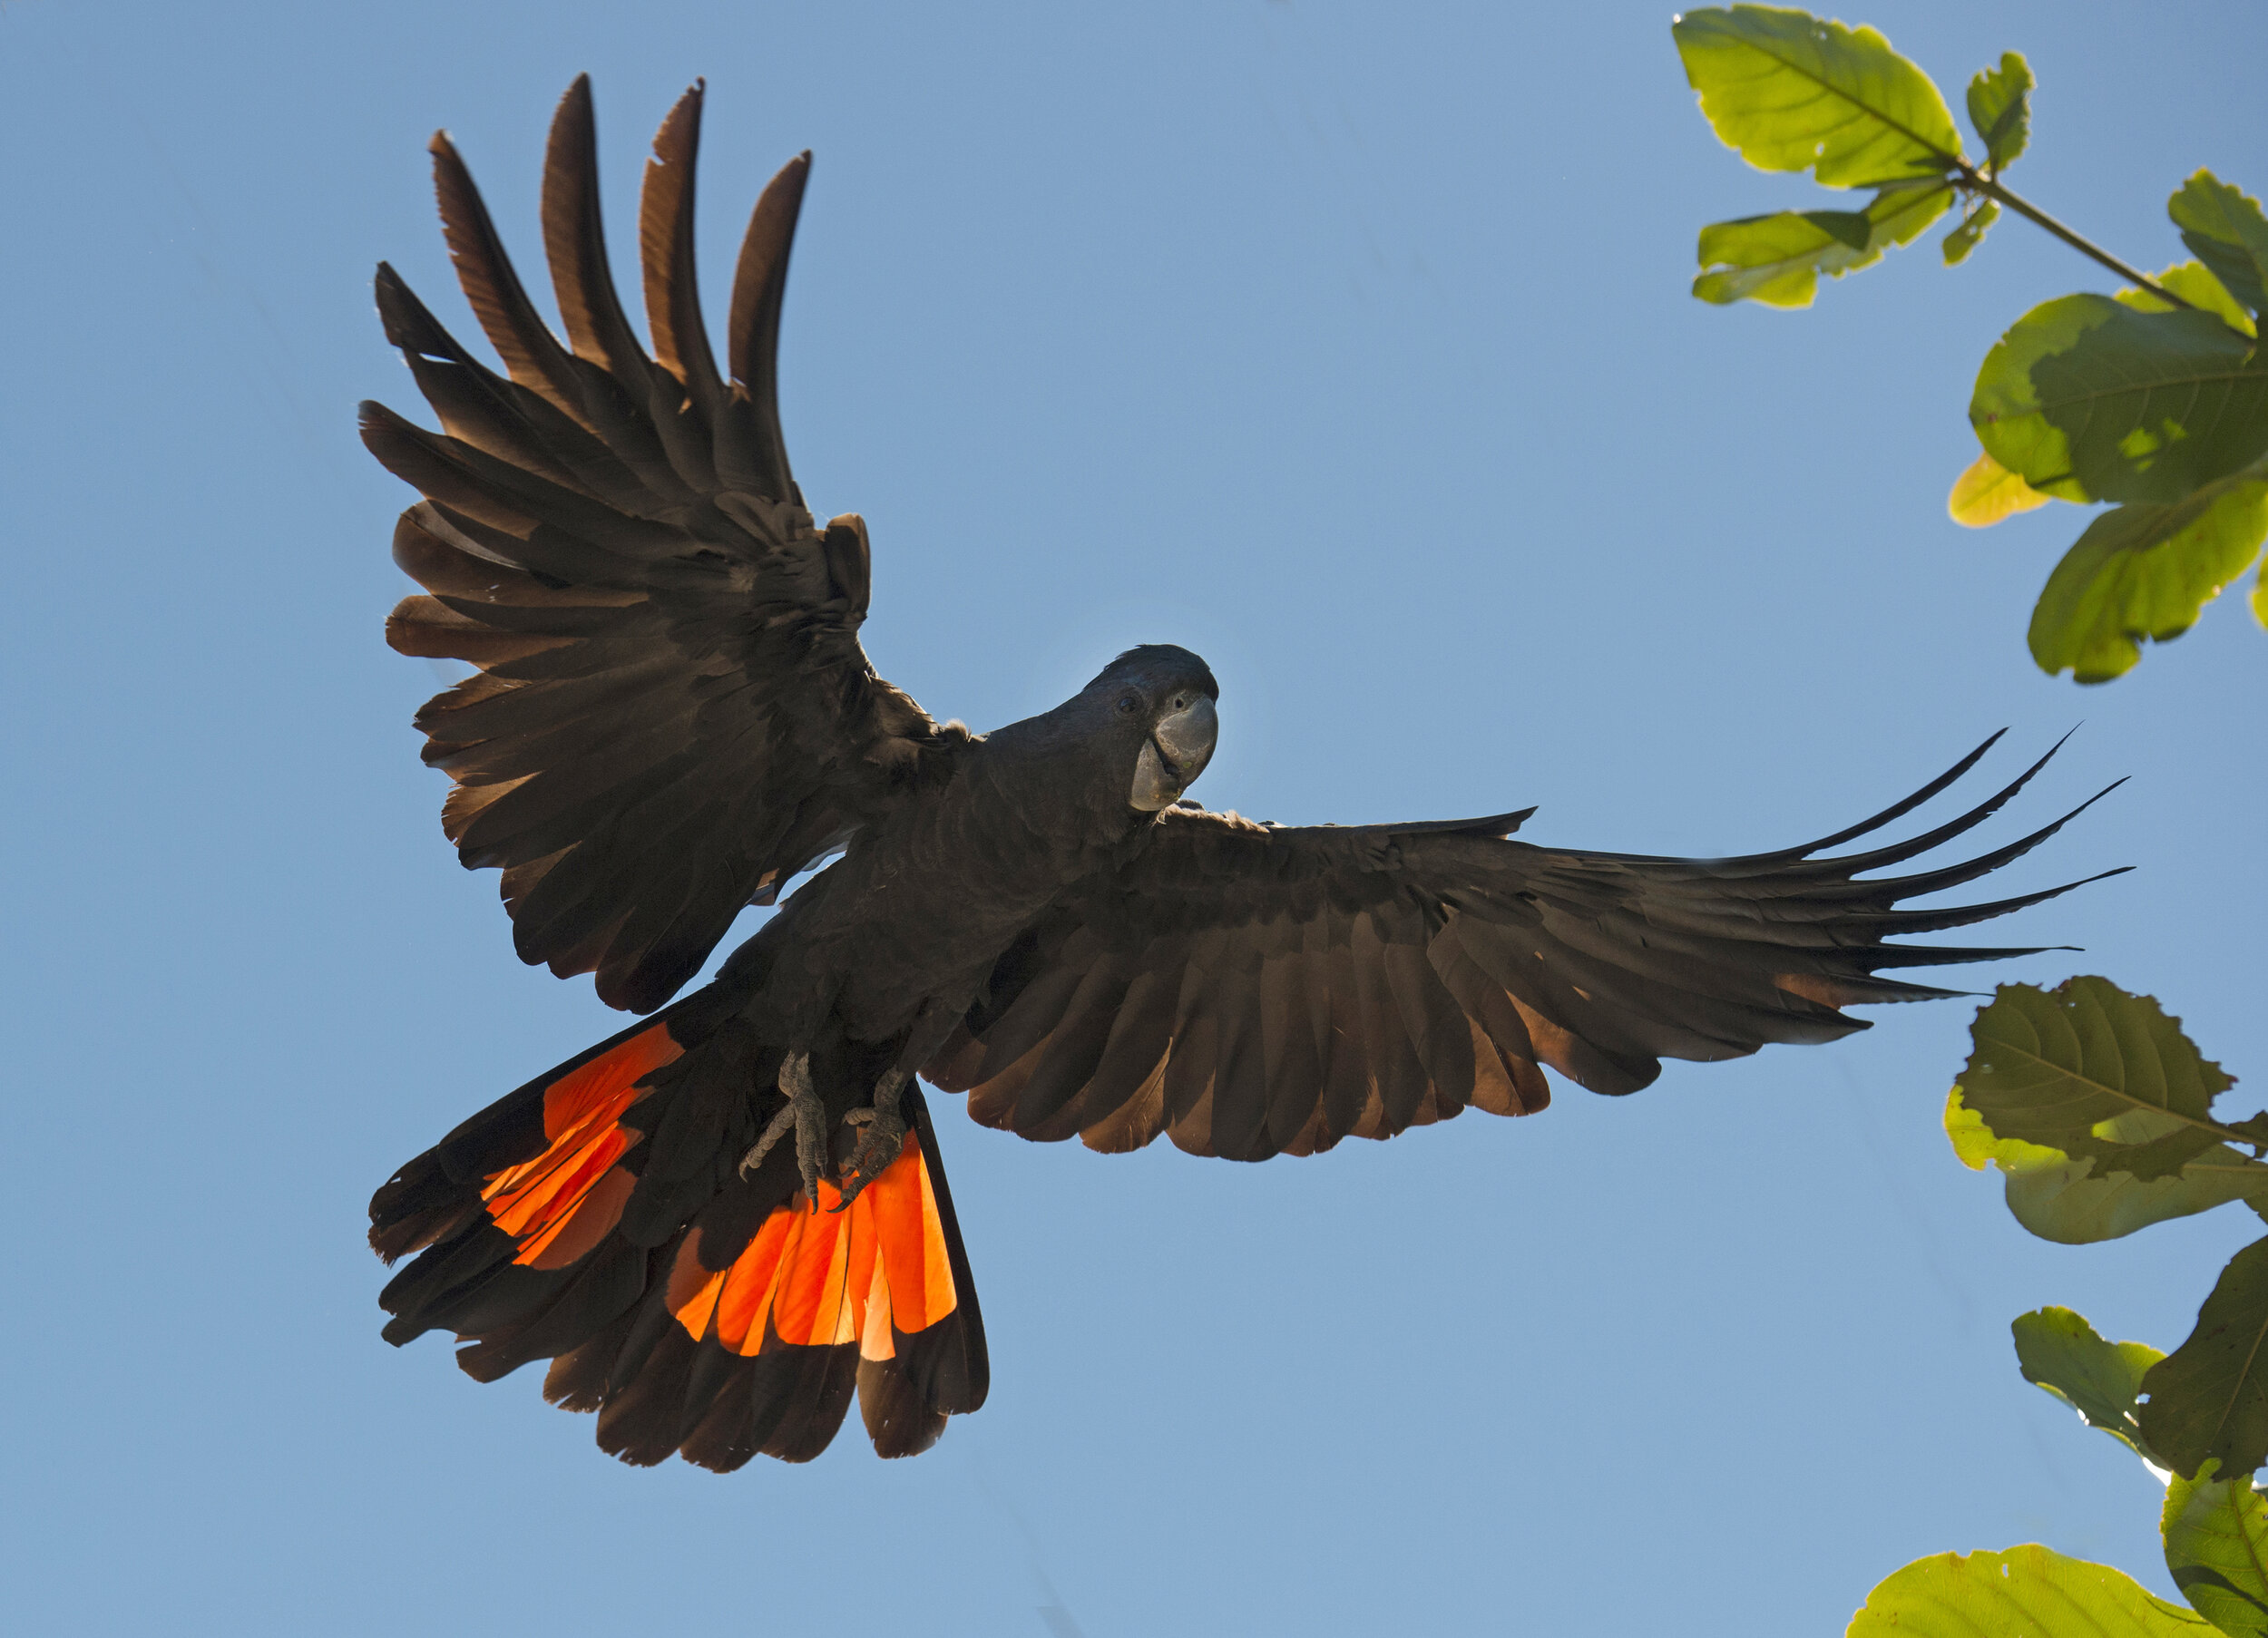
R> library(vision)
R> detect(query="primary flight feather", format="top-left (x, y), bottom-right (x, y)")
top-left (365, 77), bottom-right (2119, 1470)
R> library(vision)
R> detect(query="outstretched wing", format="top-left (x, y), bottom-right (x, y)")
top-left (365, 78), bottom-right (952, 1012)
top-left (924, 735), bottom-right (2125, 1161)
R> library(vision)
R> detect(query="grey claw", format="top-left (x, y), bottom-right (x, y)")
top-left (829, 1103), bottom-right (908, 1214)
top-left (737, 1051), bottom-right (826, 1208)
top-left (738, 1100), bottom-right (799, 1178)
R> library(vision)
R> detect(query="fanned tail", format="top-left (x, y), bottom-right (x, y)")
top-left (370, 998), bottom-right (988, 1469)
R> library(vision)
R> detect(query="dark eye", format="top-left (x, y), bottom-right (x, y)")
top-left (1115, 694), bottom-right (1140, 716)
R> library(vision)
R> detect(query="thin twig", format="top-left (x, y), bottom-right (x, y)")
top-left (1951, 160), bottom-right (2216, 320)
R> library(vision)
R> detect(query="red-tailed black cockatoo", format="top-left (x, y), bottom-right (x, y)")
top-left (364, 79), bottom-right (2117, 1470)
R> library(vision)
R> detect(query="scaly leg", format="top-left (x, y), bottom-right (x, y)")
top-left (832, 997), bottom-right (965, 1211)
top-left (738, 1050), bottom-right (829, 1207)
top-left (832, 1068), bottom-right (908, 1211)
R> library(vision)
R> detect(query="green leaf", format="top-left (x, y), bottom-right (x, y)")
top-left (2164, 1462), bottom-right (2268, 1638)
top-left (2142, 1237), bottom-right (2268, 1482)
top-left (1847, 1545), bottom-right (2214, 1636)
top-left (1695, 180), bottom-right (1952, 307)
top-left (2254, 558), bottom-right (2268, 630)
top-left (1955, 980), bottom-right (2240, 1182)
top-left (1947, 448), bottom-right (2050, 525)
top-left (2013, 1306), bottom-right (2165, 1456)
top-left (1674, 5), bottom-right (1962, 189)
top-left (2009, 1150), bottom-right (2268, 1244)
top-left (1946, 1085), bottom-right (2062, 1169)
top-left (1972, 294), bottom-right (2268, 504)
top-left (1950, 1091), bottom-right (2268, 1240)
top-left (1948, 447), bottom-right (2049, 526)
top-left (2118, 261), bottom-right (2258, 339)
top-left (1942, 198), bottom-right (1999, 266)
top-left (2028, 472), bottom-right (2268, 682)
top-left (1966, 52), bottom-right (2033, 174)
top-left (2170, 171), bottom-right (2268, 319)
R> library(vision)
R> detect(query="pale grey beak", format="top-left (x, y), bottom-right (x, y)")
top-left (1129, 695), bottom-right (1218, 811)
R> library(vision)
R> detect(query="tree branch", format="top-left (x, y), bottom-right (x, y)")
top-left (1954, 161), bottom-right (2208, 317)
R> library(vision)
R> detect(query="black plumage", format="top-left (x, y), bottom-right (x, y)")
top-left (365, 78), bottom-right (2120, 1469)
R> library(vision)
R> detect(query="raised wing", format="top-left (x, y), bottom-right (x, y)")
top-left (924, 735), bottom-right (2124, 1161)
top-left (365, 79), bottom-right (954, 1012)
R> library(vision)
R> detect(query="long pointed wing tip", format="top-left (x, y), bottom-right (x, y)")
top-left (2008, 722), bottom-right (2081, 776)
top-left (1853, 731), bottom-right (2109, 873)
top-left (1768, 727), bottom-right (2027, 862)
top-left (2032, 864), bottom-right (2135, 899)
top-left (658, 80), bottom-right (706, 130)
top-left (2009, 740), bottom-right (2062, 786)
top-left (2052, 775), bottom-right (2129, 828)
top-left (551, 75), bottom-right (596, 136)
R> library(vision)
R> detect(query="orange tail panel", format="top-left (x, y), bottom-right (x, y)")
top-left (480, 1022), bottom-right (680, 1269)
top-left (666, 1128), bottom-right (960, 1360)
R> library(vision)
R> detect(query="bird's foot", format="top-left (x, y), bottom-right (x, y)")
top-left (830, 1070), bottom-right (908, 1213)
top-left (738, 1050), bottom-right (828, 1208)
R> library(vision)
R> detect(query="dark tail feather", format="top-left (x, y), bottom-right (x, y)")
top-left (370, 996), bottom-right (988, 1469)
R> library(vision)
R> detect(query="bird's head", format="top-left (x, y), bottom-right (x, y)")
top-left (1080, 645), bottom-right (1219, 813)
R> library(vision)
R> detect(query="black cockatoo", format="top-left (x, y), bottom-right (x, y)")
top-left (364, 78), bottom-right (2116, 1470)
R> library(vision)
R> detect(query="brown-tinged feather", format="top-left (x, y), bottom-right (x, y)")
top-left (950, 742), bottom-right (2106, 1146)
top-left (427, 132), bottom-right (590, 422)
top-left (541, 77), bottom-right (649, 382)
top-left (638, 83), bottom-right (726, 411)
top-left (720, 154), bottom-right (808, 499)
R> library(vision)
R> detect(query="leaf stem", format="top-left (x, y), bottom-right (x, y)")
top-left (1954, 161), bottom-right (2200, 312)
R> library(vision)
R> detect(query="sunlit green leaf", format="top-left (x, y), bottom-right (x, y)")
top-left (1946, 1086), bottom-right (2062, 1169)
top-left (2009, 1151), bottom-right (2268, 1245)
top-left (1966, 52), bottom-right (2033, 174)
top-left (1695, 180), bottom-right (1951, 306)
top-left (1949, 1090), bottom-right (2268, 1241)
top-left (1948, 448), bottom-right (2049, 526)
top-left (2171, 171), bottom-right (2268, 320)
top-left (1674, 5), bottom-right (1961, 189)
top-left (2254, 559), bottom-right (2268, 630)
top-left (1942, 198), bottom-right (1999, 266)
top-left (2142, 1237), bottom-right (2268, 1482)
top-left (2012, 1306), bottom-right (2165, 1456)
top-left (1972, 295), bottom-right (2268, 504)
top-left (2164, 1461), bottom-right (2268, 1638)
top-left (2120, 261), bottom-right (2259, 340)
top-left (2029, 473), bottom-right (2268, 682)
top-left (1954, 980), bottom-right (2238, 1181)
top-left (1846, 1545), bottom-right (2213, 1637)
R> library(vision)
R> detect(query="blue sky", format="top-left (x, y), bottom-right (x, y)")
top-left (3, 1), bottom-right (2263, 1633)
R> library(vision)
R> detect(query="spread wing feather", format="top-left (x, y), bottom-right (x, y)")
top-left (927, 735), bottom-right (2127, 1160)
top-left (365, 77), bottom-right (950, 1012)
